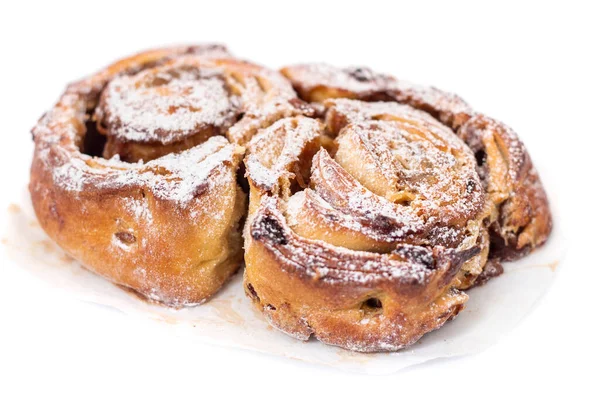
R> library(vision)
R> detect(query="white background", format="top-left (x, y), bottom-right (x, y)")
top-left (0, 1), bottom-right (598, 398)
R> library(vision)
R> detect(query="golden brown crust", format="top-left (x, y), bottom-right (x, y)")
top-left (245, 196), bottom-right (473, 351)
top-left (243, 104), bottom-right (490, 351)
top-left (29, 45), bottom-right (307, 306)
top-left (457, 115), bottom-right (552, 259)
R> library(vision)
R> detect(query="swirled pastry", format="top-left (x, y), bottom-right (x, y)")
top-left (29, 45), bottom-right (307, 306)
top-left (242, 66), bottom-right (552, 352)
top-left (281, 64), bottom-right (552, 261)
top-left (243, 102), bottom-right (490, 351)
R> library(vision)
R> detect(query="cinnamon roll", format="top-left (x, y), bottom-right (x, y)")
top-left (29, 45), bottom-right (306, 306)
top-left (242, 66), bottom-right (551, 351)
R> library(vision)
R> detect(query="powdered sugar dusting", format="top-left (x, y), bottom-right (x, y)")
top-left (282, 63), bottom-right (396, 95)
top-left (245, 116), bottom-right (322, 192)
top-left (282, 62), bottom-right (474, 131)
top-left (51, 156), bottom-right (87, 192)
top-left (100, 64), bottom-right (240, 144)
top-left (251, 197), bottom-right (432, 286)
top-left (52, 136), bottom-right (237, 206)
top-left (328, 99), bottom-right (484, 230)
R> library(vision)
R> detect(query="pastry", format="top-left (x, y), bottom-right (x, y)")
top-left (29, 45), bottom-right (306, 306)
top-left (241, 65), bottom-right (552, 351)
top-left (244, 103), bottom-right (486, 351)
top-left (29, 47), bottom-right (552, 352)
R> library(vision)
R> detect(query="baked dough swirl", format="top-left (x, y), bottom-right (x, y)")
top-left (244, 104), bottom-right (488, 351)
top-left (29, 45), bottom-right (306, 306)
top-left (241, 65), bottom-right (552, 351)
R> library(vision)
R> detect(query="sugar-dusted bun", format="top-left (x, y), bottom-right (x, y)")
top-left (243, 100), bottom-right (489, 351)
top-left (240, 64), bottom-right (552, 351)
top-left (29, 45), bottom-right (306, 306)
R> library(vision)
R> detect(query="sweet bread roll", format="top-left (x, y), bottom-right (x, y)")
top-left (243, 65), bottom-right (552, 351)
top-left (29, 45), bottom-right (305, 306)
top-left (281, 64), bottom-right (552, 261)
top-left (29, 45), bottom-right (553, 352)
top-left (243, 100), bottom-right (492, 351)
